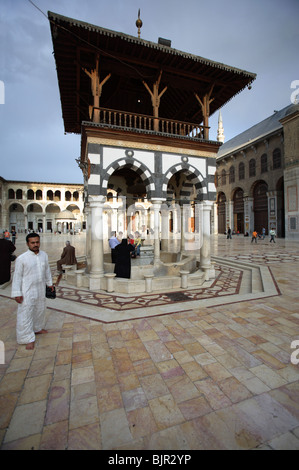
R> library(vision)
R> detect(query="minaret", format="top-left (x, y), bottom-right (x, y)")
top-left (217, 109), bottom-right (225, 143)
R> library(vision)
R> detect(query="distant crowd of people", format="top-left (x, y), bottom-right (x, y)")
top-left (225, 227), bottom-right (276, 243)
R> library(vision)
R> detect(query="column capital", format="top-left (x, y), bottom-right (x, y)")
top-left (201, 200), bottom-right (214, 211)
top-left (151, 198), bottom-right (165, 206)
top-left (89, 195), bottom-right (106, 207)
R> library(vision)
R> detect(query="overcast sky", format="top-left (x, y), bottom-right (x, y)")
top-left (1, 0), bottom-right (298, 184)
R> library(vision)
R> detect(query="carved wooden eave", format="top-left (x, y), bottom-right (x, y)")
top-left (48, 11), bottom-right (256, 137)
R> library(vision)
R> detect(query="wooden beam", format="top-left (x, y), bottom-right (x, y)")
top-left (83, 55), bottom-right (111, 122)
top-left (143, 70), bottom-right (168, 130)
top-left (195, 84), bottom-right (215, 139)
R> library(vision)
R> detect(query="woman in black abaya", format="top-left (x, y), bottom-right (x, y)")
top-left (0, 234), bottom-right (16, 285)
top-left (114, 238), bottom-right (135, 279)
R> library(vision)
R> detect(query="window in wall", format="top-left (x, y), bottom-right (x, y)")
top-left (8, 189), bottom-right (15, 199)
top-left (36, 190), bottom-right (42, 200)
top-left (273, 148), bottom-right (282, 169)
top-left (239, 162), bottom-right (245, 180)
top-left (27, 189), bottom-right (34, 200)
top-left (16, 189), bottom-right (22, 199)
top-left (54, 190), bottom-right (61, 202)
top-left (65, 191), bottom-right (71, 201)
top-left (229, 166), bottom-right (235, 184)
top-left (47, 190), bottom-right (53, 201)
top-left (221, 169), bottom-right (226, 185)
top-left (249, 159), bottom-right (256, 177)
top-left (73, 191), bottom-right (79, 201)
top-left (261, 154), bottom-right (268, 173)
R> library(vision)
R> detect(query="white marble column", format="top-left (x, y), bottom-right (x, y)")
top-left (243, 196), bottom-right (254, 234)
top-left (267, 190), bottom-right (279, 233)
top-left (225, 200), bottom-right (234, 231)
top-left (84, 203), bottom-right (91, 273)
top-left (89, 196), bottom-right (106, 290)
top-left (180, 204), bottom-right (185, 253)
top-left (151, 199), bottom-right (162, 264)
top-left (1, 210), bottom-right (9, 231)
top-left (160, 203), bottom-right (169, 252)
top-left (200, 201), bottom-right (213, 277)
top-left (213, 202), bottom-right (218, 235)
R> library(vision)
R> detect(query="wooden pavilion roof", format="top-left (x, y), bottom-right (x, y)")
top-left (48, 11), bottom-right (256, 136)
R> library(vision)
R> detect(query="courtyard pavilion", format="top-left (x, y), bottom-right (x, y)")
top-left (48, 11), bottom-right (256, 291)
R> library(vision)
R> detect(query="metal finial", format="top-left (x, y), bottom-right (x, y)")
top-left (136, 9), bottom-right (143, 38)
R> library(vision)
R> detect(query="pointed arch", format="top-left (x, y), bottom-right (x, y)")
top-left (163, 163), bottom-right (206, 201)
top-left (102, 158), bottom-right (155, 198)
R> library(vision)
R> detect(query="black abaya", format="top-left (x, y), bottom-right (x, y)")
top-left (0, 238), bottom-right (16, 285)
top-left (114, 239), bottom-right (135, 279)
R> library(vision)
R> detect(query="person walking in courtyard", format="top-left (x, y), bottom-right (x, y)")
top-left (11, 229), bottom-right (17, 245)
top-left (0, 233), bottom-right (16, 285)
top-left (226, 227), bottom-right (232, 239)
top-left (57, 240), bottom-right (77, 272)
top-left (11, 232), bottom-right (54, 350)
top-left (251, 230), bottom-right (258, 243)
top-left (269, 228), bottom-right (276, 243)
top-left (4, 229), bottom-right (10, 240)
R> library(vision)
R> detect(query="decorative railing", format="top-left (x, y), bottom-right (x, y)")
top-left (90, 107), bottom-right (208, 140)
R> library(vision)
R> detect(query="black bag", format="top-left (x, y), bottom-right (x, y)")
top-left (46, 285), bottom-right (56, 299)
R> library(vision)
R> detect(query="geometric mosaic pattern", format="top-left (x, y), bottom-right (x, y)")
top-left (54, 264), bottom-right (243, 311)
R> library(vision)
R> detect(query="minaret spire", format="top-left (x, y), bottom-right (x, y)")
top-left (217, 109), bottom-right (225, 143)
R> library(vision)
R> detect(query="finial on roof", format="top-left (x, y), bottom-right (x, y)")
top-left (136, 9), bottom-right (143, 38)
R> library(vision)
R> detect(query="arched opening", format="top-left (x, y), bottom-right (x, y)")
top-left (16, 189), bottom-right (23, 199)
top-left (45, 203), bottom-right (60, 232)
top-left (9, 202), bottom-right (24, 232)
top-left (27, 203), bottom-right (43, 231)
top-left (27, 189), bottom-right (34, 200)
top-left (65, 190), bottom-right (72, 201)
top-left (167, 168), bottom-right (203, 236)
top-left (8, 189), bottom-right (15, 199)
top-left (217, 192), bottom-right (226, 234)
top-left (253, 181), bottom-right (268, 233)
top-left (233, 188), bottom-right (244, 233)
top-left (276, 176), bottom-right (285, 238)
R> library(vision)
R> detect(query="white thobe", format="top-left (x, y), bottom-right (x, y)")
top-left (11, 249), bottom-right (53, 344)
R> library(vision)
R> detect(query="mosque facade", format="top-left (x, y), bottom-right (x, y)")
top-left (215, 103), bottom-right (299, 240)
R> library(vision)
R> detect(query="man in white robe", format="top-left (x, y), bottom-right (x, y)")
top-left (11, 233), bottom-right (54, 349)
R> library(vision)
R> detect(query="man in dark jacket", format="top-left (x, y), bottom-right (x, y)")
top-left (57, 241), bottom-right (77, 272)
